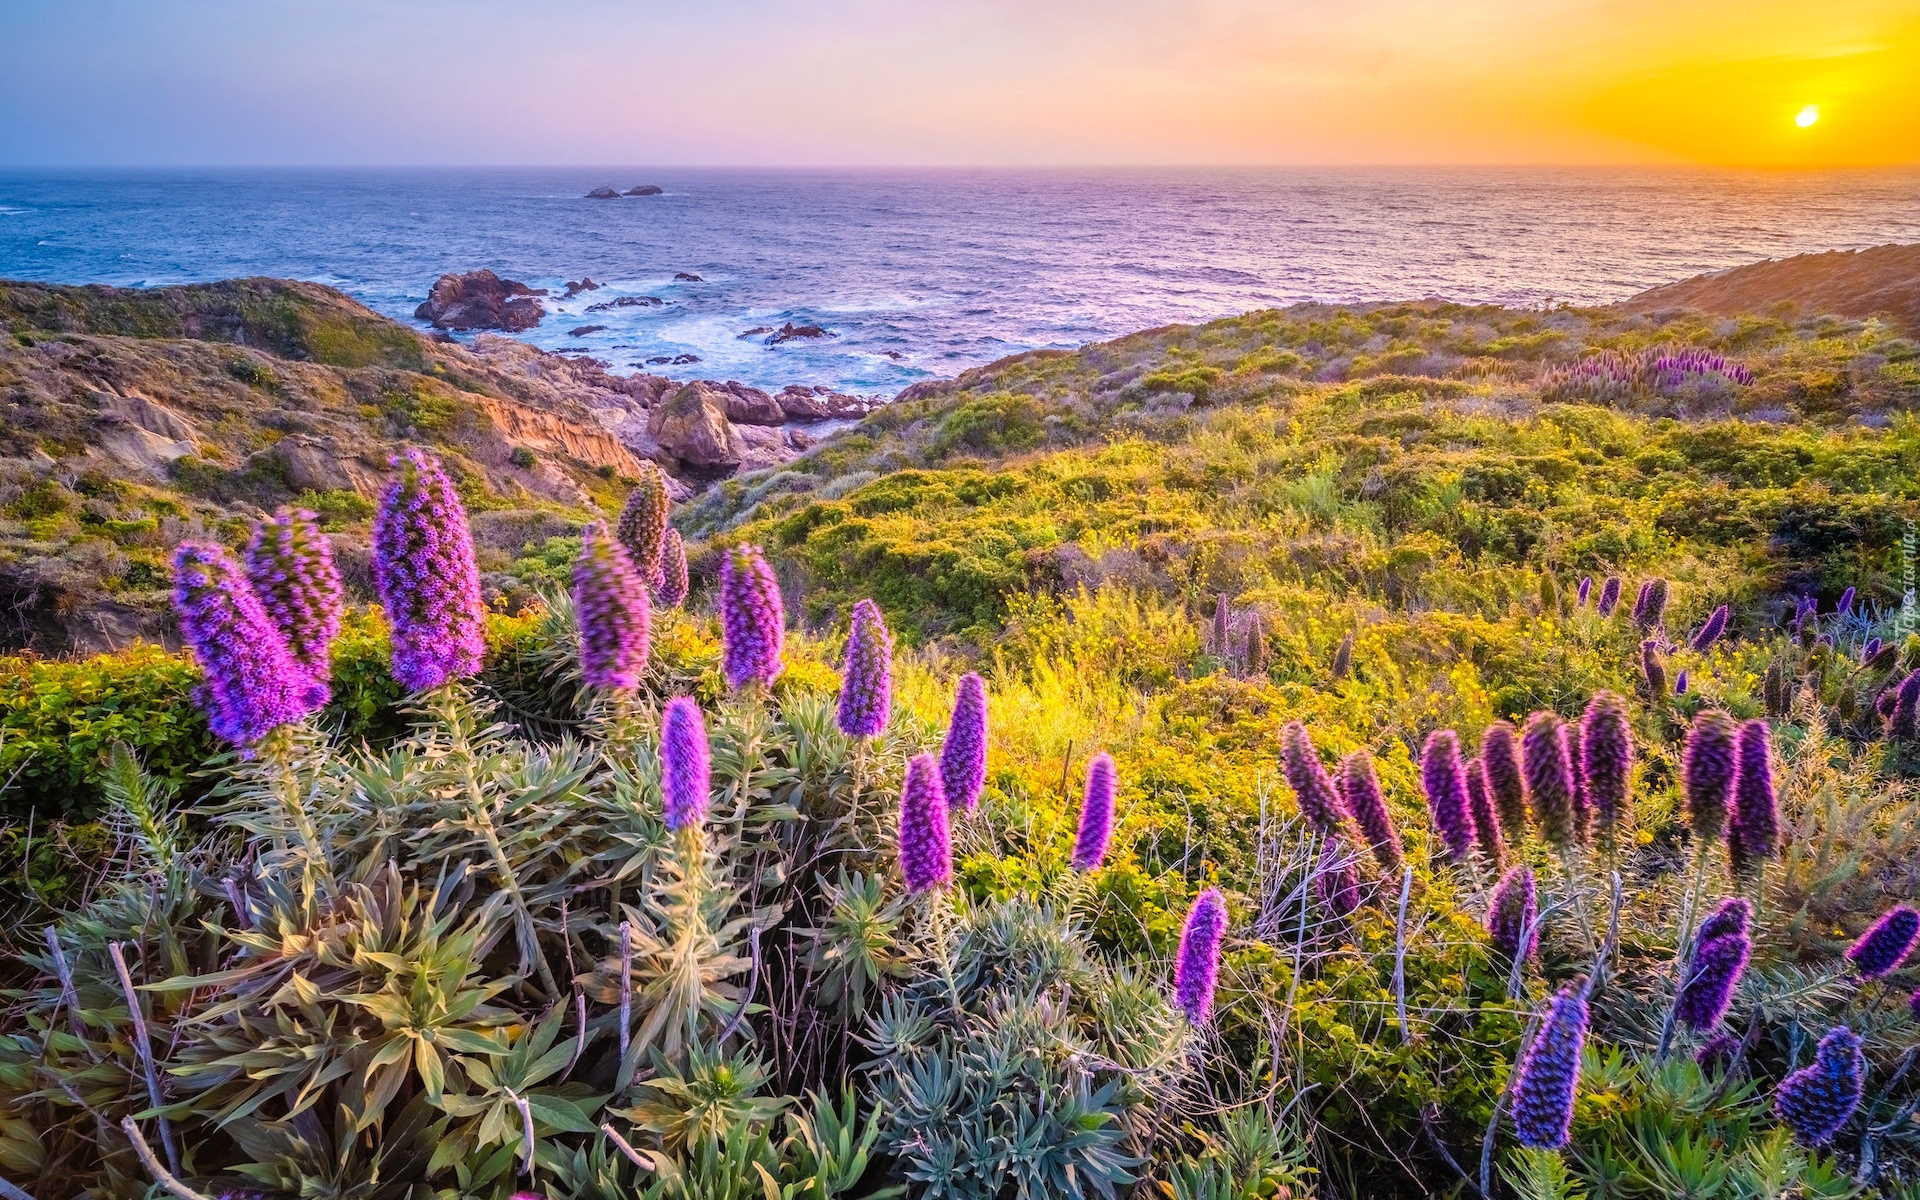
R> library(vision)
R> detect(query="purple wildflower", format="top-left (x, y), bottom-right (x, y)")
top-left (1522, 711), bottom-right (1579, 851)
top-left (1675, 669), bottom-right (1690, 696)
top-left (1889, 671), bottom-right (1920, 741)
top-left (1422, 729), bottom-right (1477, 863)
top-left (1678, 932), bottom-right (1750, 1032)
top-left (1690, 604), bottom-right (1729, 652)
top-left (1465, 757), bottom-right (1506, 868)
top-left (1682, 709), bottom-right (1738, 844)
top-left (836, 599), bottom-right (893, 737)
top-left (1569, 718), bottom-right (1590, 841)
top-left (1072, 753), bottom-right (1117, 871)
top-left (1481, 721), bottom-right (1528, 839)
top-left (1696, 897), bottom-right (1752, 945)
top-left (1696, 1032), bottom-right (1739, 1073)
top-left (372, 449), bottom-right (486, 692)
top-left (1579, 692), bottom-right (1632, 840)
top-left (572, 521), bottom-right (652, 690)
top-left (1837, 587), bottom-right (1855, 616)
top-left (1339, 749), bottom-right (1403, 874)
top-left (1862, 637), bottom-right (1883, 663)
top-left (1282, 721), bottom-right (1345, 840)
top-left (1774, 1027), bottom-right (1865, 1146)
top-left (615, 465), bottom-right (670, 586)
top-left (660, 697), bottom-right (710, 830)
top-left (173, 542), bottom-right (328, 746)
top-left (1488, 865), bottom-right (1538, 966)
top-left (898, 753), bottom-right (952, 892)
top-left (1173, 888), bottom-right (1228, 1025)
top-left (1729, 720), bottom-right (1778, 877)
top-left (1641, 639), bottom-right (1668, 699)
top-left (1510, 985), bottom-right (1590, 1150)
top-left (1596, 575), bottom-right (1622, 617)
top-left (1632, 578), bottom-right (1669, 631)
top-left (244, 507), bottom-right (343, 682)
top-left (1317, 848), bottom-right (1360, 918)
top-left (1846, 905), bottom-right (1920, 979)
top-left (655, 528), bottom-right (689, 609)
top-left (940, 673), bottom-right (988, 812)
top-left (718, 544), bottom-right (785, 691)
top-left (1577, 576), bottom-right (1592, 607)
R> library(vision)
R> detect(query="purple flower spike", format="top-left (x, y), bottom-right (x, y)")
top-left (1690, 604), bottom-right (1729, 652)
top-left (655, 528), bottom-right (689, 609)
top-left (1577, 576), bottom-right (1592, 607)
top-left (1488, 865), bottom-right (1538, 966)
top-left (1466, 757), bottom-right (1506, 868)
top-left (1678, 931), bottom-right (1750, 1032)
top-left (572, 521), bottom-right (652, 690)
top-left (1910, 988), bottom-right (1920, 1021)
top-left (616, 464), bottom-right (671, 587)
top-left (1682, 709), bottom-right (1738, 844)
top-left (1339, 749), bottom-right (1403, 874)
top-left (1838, 587), bottom-right (1856, 616)
top-left (1862, 637), bottom-right (1883, 663)
top-left (1522, 711), bottom-right (1579, 851)
top-left (1774, 1027), bottom-right (1865, 1146)
top-left (1696, 1031), bottom-right (1739, 1073)
top-left (1846, 905), bottom-right (1920, 979)
top-left (174, 542), bottom-right (328, 746)
top-left (1282, 722), bottom-right (1345, 840)
top-left (1675, 669), bottom-right (1690, 696)
top-left (718, 544), bottom-right (785, 691)
top-left (1579, 692), bottom-right (1632, 839)
top-left (1596, 575), bottom-right (1622, 617)
top-left (660, 696), bottom-right (710, 830)
top-left (1174, 888), bottom-right (1228, 1025)
top-left (1481, 721), bottom-right (1528, 840)
top-left (1422, 729), bottom-right (1477, 863)
top-left (836, 599), bottom-right (893, 737)
top-left (940, 673), bottom-right (988, 812)
top-left (898, 753), bottom-right (952, 892)
top-left (1888, 671), bottom-right (1920, 741)
top-left (245, 507), bottom-right (343, 682)
top-left (1072, 753), bottom-right (1117, 871)
top-left (1510, 985), bottom-right (1590, 1150)
top-left (372, 449), bottom-right (486, 692)
top-left (1632, 578), bottom-right (1669, 631)
top-left (1318, 848), bottom-right (1360, 918)
top-left (1729, 720), bottom-right (1778, 877)
top-left (1641, 640), bottom-right (1667, 699)
top-left (1696, 896), bottom-right (1752, 945)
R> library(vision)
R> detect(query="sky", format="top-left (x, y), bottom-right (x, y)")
top-left (1, 0), bottom-right (1917, 167)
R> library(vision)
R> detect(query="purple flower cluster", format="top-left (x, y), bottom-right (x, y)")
top-left (1682, 708), bottom-right (1738, 844)
top-left (1522, 711), bottom-right (1579, 851)
top-left (1846, 905), bottom-right (1920, 979)
top-left (1282, 721), bottom-right (1345, 840)
top-left (1729, 719), bottom-right (1779, 876)
top-left (1690, 604), bottom-right (1729, 651)
top-left (1889, 671), bottom-right (1920, 741)
top-left (1421, 729), bottom-right (1476, 863)
top-left (656, 528), bottom-right (689, 609)
top-left (1577, 576), bottom-right (1592, 607)
top-left (1678, 898), bottom-right (1750, 1032)
top-left (244, 507), bottom-right (343, 682)
top-left (1838, 587), bottom-right (1856, 615)
top-left (1675, 669), bottom-right (1690, 696)
top-left (940, 673), bottom-right (988, 812)
top-left (572, 521), bottom-right (652, 690)
top-left (1510, 985), bottom-right (1590, 1150)
top-left (1318, 848), bottom-right (1360, 918)
top-left (1072, 753), bottom-right (1117, 871)
top-left (1339, 749), bottom-right (1403, 874)
top-left (173, 542), bottom-right (328, 746)
top-left (898, 753), bottom-right (952, 892)
top-left (1632, 578), bottom-right (1669, 631)
top-left (1596, 576), bottom-right (1622, 617)
top-left (1774, 1027), bottom-right (1865, 1146)
top-left (1641, 639), bottom-right (1668, 698)
top-left (372, 449), bottom-right (486, 692)
top-left (660, 696), bottom-right (710, 830)
top-left (1481, 721), bottom-right (1528, 839)
top-left (616, 465), bottom-right (670, 587)
top-left (1465, 757), bottom-right (1505, 868)
top-left (836, 599), bottom-right (893, 737)
top-left (1539, 346), bottom-right (1753, 405)
top-left (1579, 692), bottom-right (1632, 838)
top-left (1174, 888), bottom-right (1228, 1024)
top-left (1488, 865), bottom-right (1537, 966)
top-left (718, 544), bottom-right (785, 691)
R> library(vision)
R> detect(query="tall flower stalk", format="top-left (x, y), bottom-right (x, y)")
top-left (244, 507), bottom-right (343, 683)
top-left (173, 542), bottom-right (328, 747)
top-left (1339, 748), bottom-right (1402, 874)
top-left (1579, 691), bottom-right (1632, 853)
top-left (1281, 721), bottom-right (1345, 841)
top-left (1174, 888), bottom-right (1228, 1025)
top-left (719, 544), bottom-right (785, 692)
top-left (572, 521), bottom-right (652, 691)
top-left (372, 448), bottom-right (486, 693)
top-left (940, 673), bottom-right (988, 813)
top-left (836, 599), bottom-right (893, 738)
top-left (1510, 984), bottom-right (1590, 1150)
top-left (1422, 729), bottom-right (1476, 864)
top-left (616, 464), bottom-right (671, 587)
top-left (1072, 753), bottom-right (1117, 871)
top-left (1481, 721), bottom-right (1528, 842)
top-left (655, 528), bottom-right (690, 609)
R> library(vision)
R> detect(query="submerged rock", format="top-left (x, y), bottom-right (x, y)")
top-left (563, 278), bottom-right (602, 297)
top-left (415, 270), bottom-right (546, 333)
top-left (568, 325), bottom-right (607, 337)
top-left (674, 272), bottom-right (704, 282)
top-left (587, 296), bottom-right (664, 312)
top-left (766, 322), bottom-right (834, 345)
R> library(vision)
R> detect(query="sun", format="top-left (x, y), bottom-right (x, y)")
top-left (1795, 104), bottom-right (1821, 128)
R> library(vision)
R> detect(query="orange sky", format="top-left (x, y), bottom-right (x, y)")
top-left (2, 0), bottom-right (1917, 165)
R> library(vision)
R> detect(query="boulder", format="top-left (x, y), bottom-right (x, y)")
top-left (568, 325), bottom-right (607, 337)
top-left (256, 435), bottom-right (379, 496)
top-left (775, 385), bottom-right (835, 421)
top-left (624, 185), bottom-right (664, 196)
top-left (674, 272), bottom-right (704, 282)
top-left (588, 296), bottom-right (663, 312)
top-left (563, 278), bottom-right (602, 297)
top-left (709, 381), bottom-right (784, 426)
top-left (766, 322), bottom-right (833, 345)
top-left (586, 187), bottom-right (621, 199)
top-left (415, 270), bottom-right (546, 332)
top-left (737, 326), bottom-right (773, 339)
top-left (648, 383), bottom-right (740, 473)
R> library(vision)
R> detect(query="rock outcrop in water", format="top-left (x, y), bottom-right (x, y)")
top-left (415, 270), bottom-right (547, 333)
top-left (1622, 243), bottom-right (1920, 337)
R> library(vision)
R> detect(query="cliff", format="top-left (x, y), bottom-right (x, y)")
top-left (1620, 243), bottom-right (1920, 336)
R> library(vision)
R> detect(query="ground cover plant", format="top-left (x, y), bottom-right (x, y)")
top-left (6, 298), bottom-right (1920, 1199)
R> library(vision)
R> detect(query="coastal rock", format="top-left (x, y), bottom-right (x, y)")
top-left (586, 187), bottom-right (621, 199)
top-left (568, 325), bottom-right (607, 337)
top-left (587, 296), bottom-right (664, 312)
top-left (738, 326), bottom-right (773, 339)
top-left (624, 185), bottom-right (664, 196)
top-left (563, 278), bottom-right (602, 297)
top-left (671, 353), bottom-right (701, 365)
top-left (648, 383), bottom-right (740, 473)
top-left (415, 270), bottom-right (546, 333)
top-left (766, 322), bottom-right (833, 345)
top-left (733, 423), bottom-right (809, 472)
top-left (709, 381), bottom-right (784, 426)
top-left (776, 384), bottom-right (877, 420)
top-left (893, 378), bottom-right (954, 404)
top-left (674, 272), bottom-right (704, 282)
top-left (256, 435), bottom-right (379, 496)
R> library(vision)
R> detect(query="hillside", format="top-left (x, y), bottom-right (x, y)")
top-left (1622, 242), bottom-right (1920, 336)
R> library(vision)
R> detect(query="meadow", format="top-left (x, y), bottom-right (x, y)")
top-left (5, 296), bottom-right (1920, 1200)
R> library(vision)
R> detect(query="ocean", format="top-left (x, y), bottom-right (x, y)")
top-left (2, 167), bottom-right (1917, 397)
